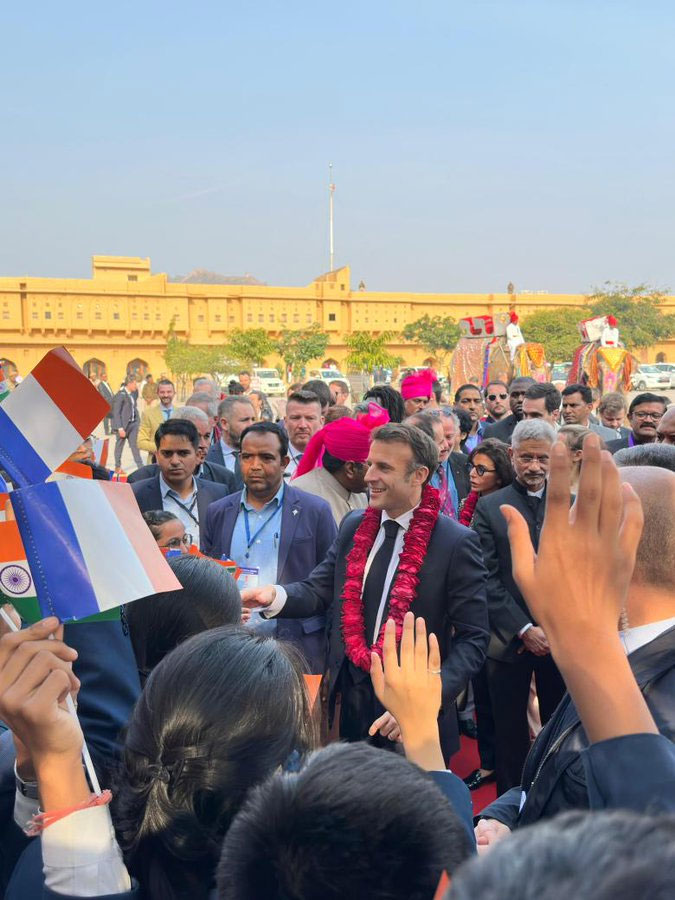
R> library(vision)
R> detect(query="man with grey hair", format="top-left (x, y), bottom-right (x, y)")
top-left (473, 419), bottom-right (565, 794)
top-left (127, 406), bottom-right (237, 491)
top-left (614, 441), bottom-right (675, 472)
top-left (185, 391), bottom-right (219, 429)
top-left (206, 395), bottom-right (256, 489)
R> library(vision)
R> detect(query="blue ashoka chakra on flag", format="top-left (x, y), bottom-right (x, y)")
top-left (0, 564), bottom-right (32, 596)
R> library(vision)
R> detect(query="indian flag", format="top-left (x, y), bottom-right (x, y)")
top-left (0, 364), bottom-right (8, 403)
top-left (0, 519), bottom-right (119, 624)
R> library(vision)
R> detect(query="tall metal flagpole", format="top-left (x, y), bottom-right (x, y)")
top-left (329, 163), bottom-right (335, 272)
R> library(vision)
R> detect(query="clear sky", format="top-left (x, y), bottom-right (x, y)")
top-left (2, 1), bottom-right (674, 293)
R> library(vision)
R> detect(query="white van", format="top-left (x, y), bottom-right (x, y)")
top-left (251, 368), bottom-right (286, 396)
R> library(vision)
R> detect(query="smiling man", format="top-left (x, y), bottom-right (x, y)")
top-left (131, 419), bottom-right (230, 549)
top-left (201, 422), bottom-right (336, 673)
top-left (606, 392), bottom-right (669, 453)
top-left (241, 422), bottom-right (489, 759)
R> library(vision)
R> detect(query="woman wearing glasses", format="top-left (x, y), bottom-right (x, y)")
top-left (143, 509), bottom-right (193, 555)
top-left (458, 438), bottom-right (512, 792)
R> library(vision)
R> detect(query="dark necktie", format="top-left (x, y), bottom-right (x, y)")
top-left (362, 519), bottom-right (401, 644)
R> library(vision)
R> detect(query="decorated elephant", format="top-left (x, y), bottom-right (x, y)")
top-left (450, 313), bottom-right (549, 389)
top-left (567, 315), bottom-right (638, 393)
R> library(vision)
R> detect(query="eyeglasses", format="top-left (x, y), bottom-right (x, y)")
top-left (632, 411), bottom-right (663, 421)
top-left (161, 533), bottom-right (193, 550)
top-left (470, 463), bottom-right (496, 476)
top-left (487, 393), bottom-right (508, 401)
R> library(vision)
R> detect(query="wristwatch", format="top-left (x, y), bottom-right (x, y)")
top-left (14, 763), bottom-right (39, 800)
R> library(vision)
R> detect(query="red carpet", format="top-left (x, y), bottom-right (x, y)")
top-left (449, 735), bottom-right (497, 815)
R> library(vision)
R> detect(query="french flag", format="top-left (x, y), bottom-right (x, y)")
top-left (0, 348), bottom-right (110, 487)
top-left (10, 478), bottom-right (181, 622)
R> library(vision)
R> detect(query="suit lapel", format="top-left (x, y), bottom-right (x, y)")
top-left (277, 490), bottom-right (301, 580)
top-left (220, 492), bottom-right (242, 557)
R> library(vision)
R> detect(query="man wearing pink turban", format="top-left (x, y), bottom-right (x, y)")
top-left (293, 413), bottom-right (384, 525)
top-left (400, 369), bottom-right (435, 416)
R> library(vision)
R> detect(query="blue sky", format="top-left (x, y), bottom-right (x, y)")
top-left (2, 1), bottom-right (674, 293)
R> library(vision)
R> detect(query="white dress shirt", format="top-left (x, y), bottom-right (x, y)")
top-left (266, 505), bottom-right (417, 644)
top-left (159, 473), bottom-right (200, 548)
top-left (283, 443), bottom-right (305, 480)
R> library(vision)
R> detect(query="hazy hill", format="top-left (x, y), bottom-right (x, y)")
top-left (170, 269), bottom-right (266, 285)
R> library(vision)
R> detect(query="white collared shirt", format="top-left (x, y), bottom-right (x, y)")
top-left (620, 616), bottom-right (675, 655)
top-left (367, 507), bottom-right (416, 643)
top-left (283, 443), bottom-right (305, 479)
top-left (159, 473), bottom-right (200, 548)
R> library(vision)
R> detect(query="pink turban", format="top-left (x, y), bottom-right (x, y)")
top-left (293, 412), bottom-right (388, 479)
top-left (400, 369), bottom-right (435, 400)
top-left (356, 402), bottom-right (390, 430)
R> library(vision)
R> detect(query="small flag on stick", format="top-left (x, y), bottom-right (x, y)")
top-left (0, 348), bottom-right (110, 487)
top-left (10, 479), bottom-right (180, 622)
top-left (0, 364), bottom-right (9, 403)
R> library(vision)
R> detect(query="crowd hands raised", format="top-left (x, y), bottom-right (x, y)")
top-left (0, 430), bottom-right (674, 899)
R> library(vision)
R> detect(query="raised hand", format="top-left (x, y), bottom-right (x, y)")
top-left (501, 434), bottom-right (643, 654)
top-left (0, 618), bottom-right (82, 763)
top-left (370, 613), bottom-right (445, 771)
top-left (501, 434), bottom-right (655, 744)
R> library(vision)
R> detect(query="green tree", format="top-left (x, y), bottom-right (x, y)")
top-left (163, 320), bottom-right (229, 398)
top-left (276, 323), bottom-right (329, 374)
top-left (224, 328), bottom-right (275, 367)
top-left (402, 314), bottom-right (460, 376)
top-left (520, 307), bottom-right (586, 362)
top-left (586, 282), bottom-right (675, 351)
top-left (343, 331), bottom-right (401, 374)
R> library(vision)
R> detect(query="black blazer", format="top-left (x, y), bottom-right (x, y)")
top-left (111, 389), bottom-right (136, 432)
top-left (131, 475), bottom-right (231, 540)
top-left (127, 460), bottom-right (237, 492)
top-left (606, 435), bottom-right (631, 454)
top-left (473, 480), bottom-right (547, 661)
top-left (483, 413), bottom-right (518, 445)
top-left (280, 510), bottom-right (489, 712)
top-left (97, 380), bottom-right (114, 413)
top-left (206, 441), bottom-right (243, 490)
top-left (448, 451), bottom-right (471, 501)
top-left (481, 624), bottom-right (675, 828)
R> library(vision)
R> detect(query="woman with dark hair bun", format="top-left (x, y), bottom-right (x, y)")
top-left (457, 437), bottom-right (512, 794)
top-left (4, 626), bottom-right (314, 900)
top-left (114, 627), bottom-right (314, 898)
top-left (126, 554), bottom-right (243, 684)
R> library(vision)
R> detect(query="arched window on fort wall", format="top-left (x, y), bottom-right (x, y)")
top-left (83, 357), bottom-right (107, 379)
top-left (126, 358), bottom-right (149, 380)
top-left (656, 352), bottom-right (666, 363)
top-left (0, 357), bottom-right (18, 377)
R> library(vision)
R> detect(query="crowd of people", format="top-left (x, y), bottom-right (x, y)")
top-left (0, 364), bottom-right (674, 898)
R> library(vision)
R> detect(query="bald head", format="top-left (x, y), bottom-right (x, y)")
top-left (619, 466), bottom-right (675, 594)
top-left (657, 405), bottom-right (675, 444)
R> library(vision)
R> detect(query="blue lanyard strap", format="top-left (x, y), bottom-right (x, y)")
top-left (243, 489), bottom-right (284, 549)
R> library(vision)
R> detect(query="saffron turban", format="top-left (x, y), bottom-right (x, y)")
top-left (293, 408), bottom-right (389, 479)
top-left (400, 369), bottom-right (435, 400)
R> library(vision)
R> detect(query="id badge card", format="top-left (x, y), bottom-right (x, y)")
top-left (238, 566), bottom-right (260, 591)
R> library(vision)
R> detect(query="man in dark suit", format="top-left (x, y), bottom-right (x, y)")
top-left (473, 418), bottom-right (565, 795)
top-left (482, 376), bottom-right (536, 445)
top-left (112, 375), bottom-right (144, 470)
top-left (96, 372), bottom-right (115, 435)
top-left (406, 410), bottom-right (469, 518)
top-left (476, 464), bottom-right (675, 837)
top-left (131, 419), bottom-right (230, 550)
top-left (127, 406), bottom-right (236, 492)
top-left (205, 395), bottom-right (256, 490)
top-left (202, 422), bottom-right (337, 673)
top-left (605, 392), bottom-right (668, 454)
top-left (243, 423), bottom-right (489, 757)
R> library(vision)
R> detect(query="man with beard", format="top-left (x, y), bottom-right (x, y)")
top-left (283, 390), bottom-right (324, 479)
top-left (483, 376), bottom-right (536, 444)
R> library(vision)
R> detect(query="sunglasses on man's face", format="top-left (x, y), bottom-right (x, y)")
top-left (487, 393), bottom-right (508, 401)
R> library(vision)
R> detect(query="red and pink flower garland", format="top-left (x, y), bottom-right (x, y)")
top-left (341, 484), bottom-right (440, 671)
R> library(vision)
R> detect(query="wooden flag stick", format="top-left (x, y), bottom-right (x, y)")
top-left (0, 605), bottom-right (102, 795)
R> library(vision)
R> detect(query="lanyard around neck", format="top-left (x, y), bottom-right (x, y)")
top-left (243, 488), bottom-right (284, 550)
top-left (168, 490), bottom-right (199, 526)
